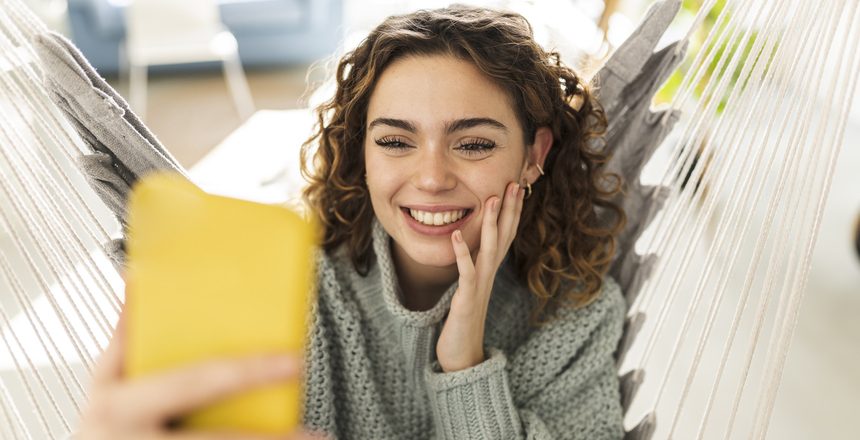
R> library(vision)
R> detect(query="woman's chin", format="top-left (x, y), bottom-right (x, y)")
top-left (414, 252), bottom-right (457, 268)
top-left (400, 245), bottom-right (458, 268)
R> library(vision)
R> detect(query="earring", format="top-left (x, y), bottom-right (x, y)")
top-left (536, 164), bottom-right (545, 176)
top-left (525, 182), bottom-right (533, 198)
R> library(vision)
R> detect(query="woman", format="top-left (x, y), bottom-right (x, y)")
top-left (77, 4), bottom-right (626, 439)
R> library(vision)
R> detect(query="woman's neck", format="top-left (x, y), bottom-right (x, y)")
top-left (390, 240), bottom-right (459, 311)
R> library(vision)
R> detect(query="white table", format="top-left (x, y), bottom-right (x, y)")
top-left (189, 109), bottom-right (316, 207)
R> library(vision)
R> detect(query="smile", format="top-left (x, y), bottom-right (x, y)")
top-left (400, 206), bottom-right (474, 236)
top-left (408, 208), bottom-right (468, 226)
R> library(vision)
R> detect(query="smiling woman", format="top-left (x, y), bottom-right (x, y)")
top-left (303, 6), bottom-right (625, 323)
top-left (296, 4), bottom-right (627, 439)
top-left (74, 4), bottom-right (627, 440)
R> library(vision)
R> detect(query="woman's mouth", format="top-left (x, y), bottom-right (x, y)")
top-left (400, 206), bottom-right (474, 235)
top-left (407, 208), bottom-right (469, 226)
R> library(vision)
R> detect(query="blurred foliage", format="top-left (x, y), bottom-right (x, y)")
top-left (654, 0), bottom-right (766, 112)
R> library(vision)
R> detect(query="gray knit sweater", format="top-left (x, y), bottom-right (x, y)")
top-left (302, 221), bottom-right (625, 439)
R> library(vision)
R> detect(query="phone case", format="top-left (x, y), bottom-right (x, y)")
top-left (124, 172), bottom-right (316, 433)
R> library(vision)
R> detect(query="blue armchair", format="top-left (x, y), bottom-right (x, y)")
top-left (67, 0), bottom-right (344, 74)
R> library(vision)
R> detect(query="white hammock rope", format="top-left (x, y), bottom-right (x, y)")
top-left (637, 0), bottom-right (785, 304)
top-left (702, 7), bottom-right (845, 437)
top-left (0, 254), bottom-right (87, 409)
top-left (1, 2), bottom-right (123, 437)
top-left (752, 8), bottom-right (860, 436)
top-left (0, 12), bottom-right (120, 320)
top-left (612, 0), bottom-right (860, 438)
top-left (0, 156), bottom-right (106, 358)
top-left (0, 79), bottom-right (118, 365)
top-left (0, 0), bottom-right (122, 296)
top-left (631, 0), bottom-right (782, 347)
top-left (0, 204), bottom-right (96, 396)
top-left (663, 0), bottom-right (824, 411)
top-left (1, 0), bottom-right (858, 438)
top-left (677, 0), bottom-right (717, 52)
top-left (623, 3), bottom-right (795, 428)
top-left (662, 0), bottom-right (749, 148)
top-left (0, 304), bottom-right (68, 436)
top-left (0, 131), bottom-right (112, 347)
top-left (0, 96), bottom-right (118, 339)
top-left (0, 189), bottom-right (100, 373)
top-left (631, 0), bottom-right (772, 322)
top-left (0, 3), bottom-right (120, 268)
top-left (0, 360), bottom-right (33, 440)
top-left (720, 2), bottom-right (859, 435)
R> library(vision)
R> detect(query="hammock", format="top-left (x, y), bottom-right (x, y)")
top-left (1, 0), bottom-right (858, 438)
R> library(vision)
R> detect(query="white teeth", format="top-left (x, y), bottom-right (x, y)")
top-left (408, 208), bottom-right (467, 226)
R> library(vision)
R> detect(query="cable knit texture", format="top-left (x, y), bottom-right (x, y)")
top-left (302, 220), bottom-right (625, 439)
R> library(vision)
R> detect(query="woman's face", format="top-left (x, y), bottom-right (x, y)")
top-left (364, 54), bottom-right (543, 268)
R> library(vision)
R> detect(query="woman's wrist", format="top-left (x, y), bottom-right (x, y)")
top-left (439, 344), bottom-right (486, 372)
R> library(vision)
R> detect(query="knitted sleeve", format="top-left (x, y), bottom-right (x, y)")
top-left (424, 280), bottom-right (626, 440)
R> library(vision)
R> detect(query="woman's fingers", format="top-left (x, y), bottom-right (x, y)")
top-left (451, 230), bottom-right (475, 286)
top-left (507, 185), bottom-right (525, 249)
top-left (82, 274), bottom-right (321, 438)
top-left (496, 182), bottom-right (522, 251)
top-left (119, 354), bottom-right (303, 424)
top-left (455, 183), bottom-right (522, 289)
top-left (450, 181), bottom-right (522, 299)
top-left (476, 196), bottom-right (500, 274)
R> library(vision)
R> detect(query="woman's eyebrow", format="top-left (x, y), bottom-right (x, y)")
top-left (368, 117), bottom-right (417, 132)
top-left (446, 117), bottom-right (508, 134)
top-left (367, 117), bottom-right (508, 133)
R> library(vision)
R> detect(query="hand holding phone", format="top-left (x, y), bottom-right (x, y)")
top-left (120, 173), bottom-right (317, 434)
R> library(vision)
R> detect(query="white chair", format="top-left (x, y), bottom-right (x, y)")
top-left (122, 0), bottom-right (255, 121)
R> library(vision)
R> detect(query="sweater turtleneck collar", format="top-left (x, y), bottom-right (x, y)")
top-left (371, 219), bottom-right (459, 328)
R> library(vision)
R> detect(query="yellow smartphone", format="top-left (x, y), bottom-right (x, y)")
top-left (124, 173), bottom-right (317, 433)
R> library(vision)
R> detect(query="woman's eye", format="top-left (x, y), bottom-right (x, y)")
top-left (456, 139), bottom-right (497, 156)
top-left (374, 136), bottom-right (412, 150)
top-left (373, 137), bottom-right (496, 156)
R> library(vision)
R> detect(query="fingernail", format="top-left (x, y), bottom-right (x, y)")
top-left (511, 183), bottom-right (520, 197)
top-left (493, 198), bottom-right (500, 212)
top-left (453, 230), bottom-right (462, 242)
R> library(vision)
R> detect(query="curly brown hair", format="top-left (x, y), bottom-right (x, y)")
top-left (301, 4), bottom-right (625, 323)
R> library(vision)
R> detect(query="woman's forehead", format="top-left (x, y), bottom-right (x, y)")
top-left (366, 54), bottom-right (519, 132)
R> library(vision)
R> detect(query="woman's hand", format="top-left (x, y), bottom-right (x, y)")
top-left (436, 181), bottom-right (525, 372)
top-left (77, 310), bottom-right (325, 440)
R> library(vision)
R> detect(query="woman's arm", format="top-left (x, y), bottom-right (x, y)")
top-left (425, 280), bottom-right (625, 440)
top-left (432, 180), bottom-right (624, 439)
top-left (436, 182), bottom-right (524, 372)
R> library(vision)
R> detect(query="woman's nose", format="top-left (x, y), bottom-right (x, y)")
top-left (412, 148), bottom-right (456, 193)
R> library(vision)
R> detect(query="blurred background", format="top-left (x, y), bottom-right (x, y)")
top-left (16, 0), bottom-right (860, 438)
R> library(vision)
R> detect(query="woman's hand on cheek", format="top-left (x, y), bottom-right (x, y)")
top-left (436, 181), bottom-right (525, 372)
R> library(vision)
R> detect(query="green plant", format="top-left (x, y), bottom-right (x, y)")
top-left (654, 0), bottom-right (768, 112)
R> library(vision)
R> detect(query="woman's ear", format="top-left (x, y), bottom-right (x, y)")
top-left (522, 127), bottom-right (553, 183)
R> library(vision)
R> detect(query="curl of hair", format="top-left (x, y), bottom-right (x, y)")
top-left (301, 4), bottom-right (625, 325)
